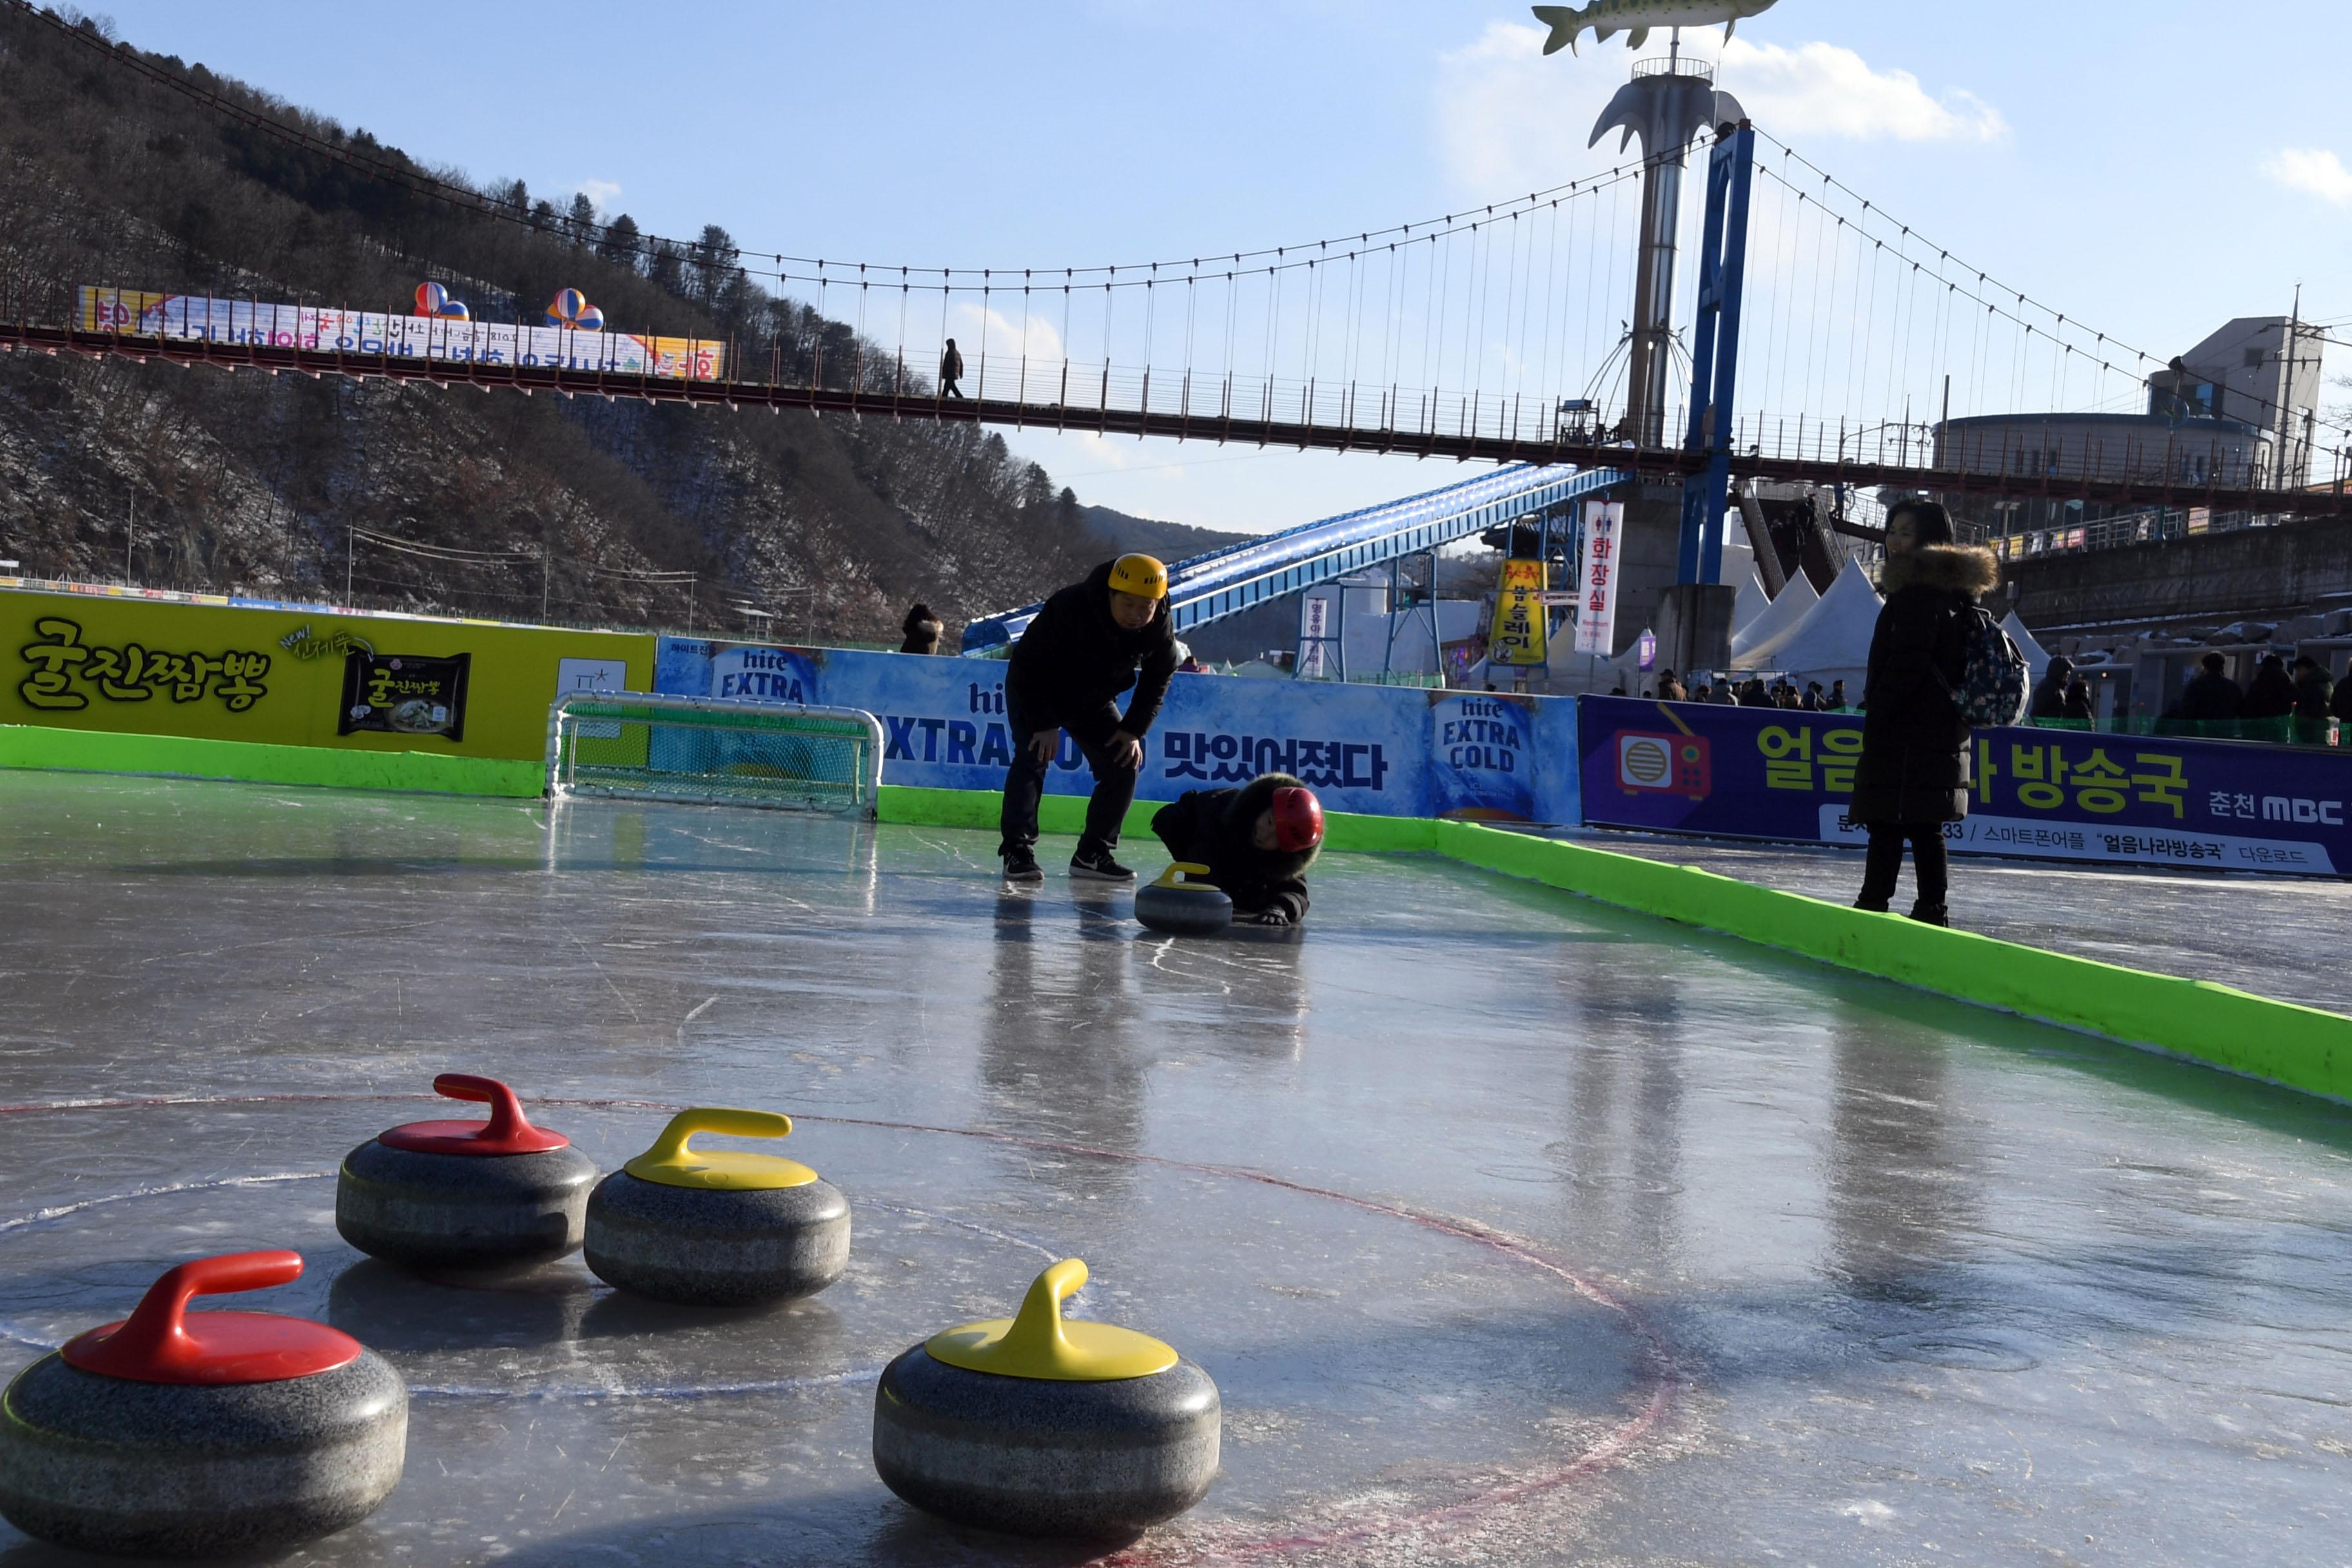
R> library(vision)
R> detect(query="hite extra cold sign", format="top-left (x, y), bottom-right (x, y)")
top-left (1615, 730), bottom-right (1710, 798)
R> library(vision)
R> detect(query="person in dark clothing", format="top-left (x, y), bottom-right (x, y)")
top-left (2291, 656), bottom-right (2335, 743)
top-left (999, 554), bottom-right (1179, 884)
top-left (1803, 681), bottom-right (1825, 711)
top-left (899, 603), bottom-right (943, 655)
top-left (1850, 498), bottom-right (1999, 927)
top-left (2242, 653), bottom-right (2297, 721)
top-left (2333, 665), bottom-right (2352, 727)
top-left (2062, 676), bottom-right (2095, 722)
top-left (939, 338), bottom-right (966, 398)
top-left (2028, 654), bottom-right (2077, 720)
top-left (1658, 669), bottom-right (1686, 701)
top-left (2174, 652), bottom-right (2242, 721)
top-left (1150, 772), bottom-right (1325, 926)
top-left (1825, 678), bottom-right (1848, 712)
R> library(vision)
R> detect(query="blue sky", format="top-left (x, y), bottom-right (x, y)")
top-left (90, 1), bottom-right (2352, 534)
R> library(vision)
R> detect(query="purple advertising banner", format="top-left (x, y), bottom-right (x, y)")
top-left (1576, 695), bottom-right (2351, 877)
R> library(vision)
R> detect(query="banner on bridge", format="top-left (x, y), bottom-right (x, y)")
top-left (655, 640), bottom-right (1583, 826)
top-left (1576, 694), bottom-right (2349, 877)
top-left (77, 288), bottom-right (725, 380)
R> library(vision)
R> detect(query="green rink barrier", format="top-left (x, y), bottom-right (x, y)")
top-left (0, 725), bottom-right (545, 798)
top-left (1436, 821), bottom-right (2352, 1104)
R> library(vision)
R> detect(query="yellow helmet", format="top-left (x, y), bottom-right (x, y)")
top-left (1108, 553), bottom-right (1168, 600)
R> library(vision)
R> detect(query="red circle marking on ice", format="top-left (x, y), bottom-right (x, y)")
top-left (61, 1250), bottom-right (361, 1385)
top-left (4, 1092), bottom-right (1678, 1558)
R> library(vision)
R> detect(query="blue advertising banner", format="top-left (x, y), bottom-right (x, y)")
top-left (655, 640), bottom-right (1583, 825)
top-left (1576, 695), bottom-right (2351, 877)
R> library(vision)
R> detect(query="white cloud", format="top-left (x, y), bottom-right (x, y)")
top-left (2262, 148), bottom-right (2352, 207)
top-left (1434, 23), bottom-right (2003, 196)
top-left (573, 178), bottom-right (623, 213)
top-left (946, 299), bottom-right (1066, 366)
top-left (1718, 40), bottom-right (2006, 143)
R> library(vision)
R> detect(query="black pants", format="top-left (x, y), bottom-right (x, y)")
top-left (1857, 822), bottom-right (1949, 911)
top-left (940, 378), bottom-right (964, 398)
top-left (999, 729), bottom-right (1135, 858)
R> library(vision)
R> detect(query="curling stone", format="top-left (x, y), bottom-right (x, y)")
top-left (337, 1073), bottom-right (598, 1270)
top-left (583, 1106), bottom-right (851, 1306)
top-left (873, 1258), bottom-right (1219, 1538)
top-left (1135, 862), bottom-right (1232, 937)
top-left (0, 1250), bottom-right (405, 1560)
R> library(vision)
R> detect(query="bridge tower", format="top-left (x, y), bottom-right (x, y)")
top-left (1585, 45), bottom-right (1751, 678)
top-left (1590, 54), bottom-right (1745, 449)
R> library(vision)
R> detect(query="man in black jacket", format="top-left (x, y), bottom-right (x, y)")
top-left (1151, 773), bottom-right (1324, 925)
top-left (2174, 652), bottom-right (2242, 722)
top-left (999, 554), bottom-right (1180, 885)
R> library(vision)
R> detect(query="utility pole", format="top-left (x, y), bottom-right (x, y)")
top-left (542, 536), bottom-right (551, 623)
top-left (124, 482), bottom-right (134, 585)
top-left (346, 523), bottom-right (355, 603)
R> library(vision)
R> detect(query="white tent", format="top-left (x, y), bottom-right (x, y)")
top-left (1730, 569), bottom-right (1772, 637)
top-left (1729, 570), bottom-right (1819, 662)
top-left (2000, 610), bottom-right (2052, 681)
top-left (1743, 562), bottom-right (1883, 682)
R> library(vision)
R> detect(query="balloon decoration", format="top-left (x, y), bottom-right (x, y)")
top-left (545, 288), bottom-right (605, 330)
top-left (413, 281), bottom-right (471, 320)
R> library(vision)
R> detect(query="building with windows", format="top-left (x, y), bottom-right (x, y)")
top-left (1926, 315), bottom-right (2325, 558)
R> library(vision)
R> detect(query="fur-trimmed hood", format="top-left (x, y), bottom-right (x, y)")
top-left (1219, 771), bottom-right (1322, 879)
top-left (1881, 543), bottom-right (1998, 601)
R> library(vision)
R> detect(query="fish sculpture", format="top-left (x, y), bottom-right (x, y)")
top-left (1530, 0), bottom-right (1781, 56)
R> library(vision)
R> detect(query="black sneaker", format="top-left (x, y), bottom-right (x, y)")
top-left (1002, 847), bottom-right (1044, 884)
top-left (1068, 848), bottom-right (1136, 883)
top-left (1907, 903), bottom-right (1950, 927)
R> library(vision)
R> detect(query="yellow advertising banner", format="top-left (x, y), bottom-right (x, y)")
top-left (1488, 560), bottom-right (1549, 667)
top-left (1, 586), bottom-right (652, 763)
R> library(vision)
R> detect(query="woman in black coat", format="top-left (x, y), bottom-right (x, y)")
top-left (1850, 500), bottom-right (1999, 926)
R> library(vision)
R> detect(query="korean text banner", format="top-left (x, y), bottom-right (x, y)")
top-left (1489, 560), bottom-right (1547, 667)
top-left (1576, 694), bottom-right (2351, 877)
top-left (79, 288), bottom-right (725, 380)
top-left (4, 585), bottom-right (651, 761)
top-left (655, 640), bottom-right (1585, 825)
top-left (1573, 500), bottom-right (1622, 656)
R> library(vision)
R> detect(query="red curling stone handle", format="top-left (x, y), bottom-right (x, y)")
top-left (63, 1250), bottom-right (361, 1385)
top-left (378, 1072), bottom-right (569, 1155)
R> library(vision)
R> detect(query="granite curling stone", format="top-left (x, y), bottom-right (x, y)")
top-left (583, 1106), bottom-right (851, 1306)
top-left (873, 1258), bottom-right (1219, 1538)
top-left (337, 1072), bottom-right (598, 1269)
top-left (1135, 862), bottom-right (1233, 937)
top-left (0, 1250), bottom-right (406, 1560)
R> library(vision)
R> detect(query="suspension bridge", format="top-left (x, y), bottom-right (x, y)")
top-left (6, 16), bottom-right (2348, 650)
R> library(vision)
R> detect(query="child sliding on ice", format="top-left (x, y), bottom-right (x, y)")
top-left (1150, 772), bottom-right (1325, 926)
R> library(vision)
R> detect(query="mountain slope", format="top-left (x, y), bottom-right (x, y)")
top-left (0, 5), bottom-right (1095, 640)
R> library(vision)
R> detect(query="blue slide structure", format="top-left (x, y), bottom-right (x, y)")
top-left (960, 463), bottom-right (1628, 654)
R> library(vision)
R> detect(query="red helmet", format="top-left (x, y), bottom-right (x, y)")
top-left (1271, 785), bottom-right (1324, 852)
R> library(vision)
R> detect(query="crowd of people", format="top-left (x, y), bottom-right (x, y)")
top-left (1615, 671), bottom-right (1850, 710)
top-left (2162, 649), bottom-right (2347, 741)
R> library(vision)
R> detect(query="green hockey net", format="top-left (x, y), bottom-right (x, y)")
top-left (548, 694), bottom-right (884, 816)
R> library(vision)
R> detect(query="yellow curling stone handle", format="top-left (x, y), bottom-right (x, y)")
top-left (624, 1107), bottom-right (819, 1191)
top-left (925, 1259), bottom-right (1179, 1382)
top-left (1153, 861), bottom-right (1220, 890)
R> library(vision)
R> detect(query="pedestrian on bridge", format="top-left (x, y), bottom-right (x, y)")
top-left (1850, 498), bottom-right (1998, 928)
top-left (939, 338), bottom-right (966, 398)
top-left (997, 554), bottom-right (1178, 885)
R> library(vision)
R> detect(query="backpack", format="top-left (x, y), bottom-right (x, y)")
top-left (1935, 607), bottom-right (2029, 728)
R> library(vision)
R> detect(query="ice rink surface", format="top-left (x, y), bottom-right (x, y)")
top-left (1, 769), bottom-right (2348, 1566)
